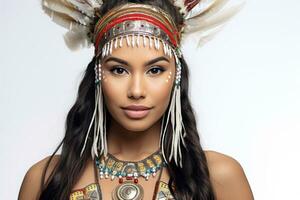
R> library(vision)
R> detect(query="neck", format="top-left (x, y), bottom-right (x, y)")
top-left (107, 118), bottom-right (161, 161)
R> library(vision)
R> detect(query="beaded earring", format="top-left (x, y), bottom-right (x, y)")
top-left (160, 48), bottom-right (187, 168)
top-left (80, 60), bottom-right (108, 159)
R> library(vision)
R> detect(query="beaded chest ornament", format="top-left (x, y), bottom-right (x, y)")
top-left (95, 150), bottom-right (171, 200)
top-left (96, 150), bottom-right (164, 182)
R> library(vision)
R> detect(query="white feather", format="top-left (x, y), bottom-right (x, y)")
top-left (186, 25), bottom-right (224, 47)
top-left (64, 26), bottom-right (92, 50)
top-left (173, 0), bottom-right (187, 15)
top-left (185, 0), bottom-right (217, 19)
top-left (42, 0), bottom-right (91, 25)
top-left (185, 0), bottom-right (230, 24)
top-left (86, 0), bottom-right (102, 8)
top-left (185, 2), bottom-right (244, 33)
top-left (66, 0), bottom-right (101, 17)
top-left (182, 0), bottom-right (245, 47)
top-left (43, 6), bottom-right (76, 30)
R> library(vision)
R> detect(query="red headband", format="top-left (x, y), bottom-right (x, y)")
top-left (93, 4), bottom-right (180, 56)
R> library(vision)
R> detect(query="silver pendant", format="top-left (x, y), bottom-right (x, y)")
top-left (112, 181), bottom-right (144, 200)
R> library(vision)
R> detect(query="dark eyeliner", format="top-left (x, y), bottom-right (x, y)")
top-left (109, 65), bottom-right (127, 75)
top-left (148, 66), bottom-right (166, 74)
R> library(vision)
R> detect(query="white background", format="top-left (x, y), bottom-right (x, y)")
top-left (1, 0), bottom-right (300, 199)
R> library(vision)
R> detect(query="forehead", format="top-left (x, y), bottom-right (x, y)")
top-left (100, 35), bottom-right (174, 63)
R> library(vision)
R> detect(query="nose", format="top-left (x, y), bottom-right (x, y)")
top-left (127, 73), bottom-right (146, 100)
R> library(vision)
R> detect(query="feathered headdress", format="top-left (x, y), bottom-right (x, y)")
top-left (41, 0), bottom-right (245, 167)
top-left (41, 0), bottom-right (245, 51)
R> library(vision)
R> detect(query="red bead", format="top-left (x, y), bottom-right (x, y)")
top-left (119, 178), bottom-right (123, 184)
top-left (134, 179), bottom-right (138, 184)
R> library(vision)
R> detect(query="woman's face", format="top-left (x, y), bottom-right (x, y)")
top-left (101, 36), bottom-right (176, 132)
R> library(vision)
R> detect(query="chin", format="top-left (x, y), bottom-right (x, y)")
top-left (124, 123), bottom-right (152, 132)
top-left (120, 119), bottom-right (154, 132)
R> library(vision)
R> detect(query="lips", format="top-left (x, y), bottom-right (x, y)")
top-left (122, 105), bottom-right (152, 119)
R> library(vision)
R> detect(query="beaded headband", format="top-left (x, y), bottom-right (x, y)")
top-left (93, 3), bottom-right (181, 58)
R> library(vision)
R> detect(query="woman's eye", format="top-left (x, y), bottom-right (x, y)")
top-left (110, 67), bottom-right (127, 75)
top-left (148, 66), bottom-right (165, 75)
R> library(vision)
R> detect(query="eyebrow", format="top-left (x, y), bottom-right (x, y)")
top-left (103, 56), bottom-right (170, 67)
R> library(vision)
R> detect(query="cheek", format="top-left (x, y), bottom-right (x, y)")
top-left (101, 75), bottom-right (126, 108)
top-left (148, 72), bottom-right (174, 108)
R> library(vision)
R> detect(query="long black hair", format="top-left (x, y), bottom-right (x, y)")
top-left (39, 0), bottom-right (216, 199)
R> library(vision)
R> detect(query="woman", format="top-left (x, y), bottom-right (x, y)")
top-left (19, 0), bottom-right (254, 199)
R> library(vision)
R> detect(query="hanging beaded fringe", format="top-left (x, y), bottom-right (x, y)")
top-left (101, 34), bottom-right (173, 58)
top-left (80, 62), bottom-right (107, 160)
top-left (160, 49), bottom-right (187, 168)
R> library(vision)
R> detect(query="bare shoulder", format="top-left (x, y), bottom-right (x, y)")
top-left (204, 150), bottom-right (243, 180)
top-left (18, 155), bottom-right (60, 200)
top-left (204, 150), bottom-right (254, 200)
